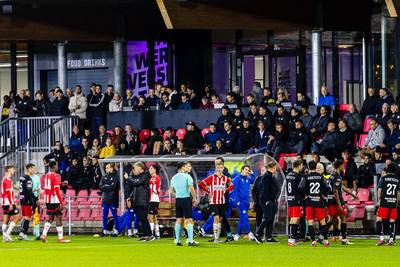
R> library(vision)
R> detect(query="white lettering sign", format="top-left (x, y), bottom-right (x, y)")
top-left (67, 58), bottom-right (106, 69)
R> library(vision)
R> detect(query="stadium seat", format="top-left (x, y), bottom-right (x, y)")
top-left (141, 144), bottom-right (148, 155)
top-left (79, 208), bottom-right (92, 221)
top-left (65, 189), bottom-right (76, 197)
top-left (358, 134), bottom-right (368, 148)
top-left (139, 129), bottom-right (150, 143)
top-left (176, 128), bottom-right (187, 139)
top-left (77, 190), bottom-right (89, 205)
top-left (106, 130), bottom-right (114, 136)
top-left (201, 128), bottom-right (210, 138)
top-left (163, 130), bottom-right (174, 140)
top-left (346, 206), bottom-right (366, 222)
top-left (357, 188), bottom-right (370, 202)
top-left (363, 118), bottom-right (372, 133)
top-left (91, 208), bottom-right (102, 221)
top-left (342, 192), bottom-right (353, 202)
top-left (338, 104), bottom-right (351, 111)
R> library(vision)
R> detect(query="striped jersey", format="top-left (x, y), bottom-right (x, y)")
top-left (149, 175), bottom-right (161, 202)
top-left (43, 172), bottom-right (63, 204)
top-left (199, 174), bottom-right (234, 205)
top-left (1, 176), bottom-right (14, 206)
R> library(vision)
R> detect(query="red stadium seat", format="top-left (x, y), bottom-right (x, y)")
top-left (358, 134), bottom-right (368, 148)
top-left (357, 188), bottom-right (370, 202)
top-left (106, 130), bottom-right (114, 136)
top-left (338, 104), bottom-right (351, 111)
top-left (65, 189), bottom-right (76, 197)
top-left (176, 128), bottom-right (187, 139)
top-left (79, 208), bottom-right (92, 221)
top-left (347, 206), bottom-right (366, 222)
top-left (91, 209), bottom-right (102, 221)
top-left (163, 130), bottom-right (175, 140)
top-left (342, 192), bottom-right (353, 202)
top-left (363, 118), bottom-right (373, 133)
top-left (201, 128), bottom-right (211, 138)
top-left (139, 129), bottom-right (150, 144)
top-left (141, 144), bottom-right (148, 155)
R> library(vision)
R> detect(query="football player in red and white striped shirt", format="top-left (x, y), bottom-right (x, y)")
top-left (40, 161), bottom-right (70, 243)
top-left (148, 165), bottom-right (161, 239)
top-left (199, 163), bottom-right (234, 243)
top-left (1, 165), bottom-right (21, 242)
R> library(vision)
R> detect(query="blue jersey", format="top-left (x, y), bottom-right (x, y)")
top-left (171, 172), bottom-right (193, 199)
top-left (232, 174), bottom-right (255, 202)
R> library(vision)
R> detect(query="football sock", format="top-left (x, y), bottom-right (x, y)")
top-left (20, 219), bottom-right (25, 234)
top-left (390, 222), bottom-right (396, 239)
top-left (288, 224), bottom-right (294, 241)
top-left (2, 223), bottom-right (7, 235)
top-left (150, 222), bottom-right (155, 234)
top-left (308, 225), bottom-right (315, 241)
top-left (321, 225), bottom-right (328, 240)
top-left (127, 229), bottom-right (132, 236)
top-left (23, 220), bottom-right (30, 235)
top-left (6, 221), bottom-right (16, 236)
top-left (42, 222), bottom-right (51, 237)
top-left (33, 225), bottom-right (40, 238)
top-left (187, 223), bottom-right (194, 243)
top-left (155, 223), bottom-right (160, 237)
top-left (56, 226), bottom-right (63, 239)
top-left (376, 221), bottom-right (384, 241)
top-left (213, 223), bottom-right (222, 240)
top-left (340, 223), bottom-right (347, 240)
top-left (174, 224), bottom-right (181, 243)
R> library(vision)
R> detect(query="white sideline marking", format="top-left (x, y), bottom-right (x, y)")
top-left (0, 243), bottom-right (175, 251)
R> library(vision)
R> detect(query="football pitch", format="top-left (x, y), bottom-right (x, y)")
top-left (1, 235), bottom-right (400, 267)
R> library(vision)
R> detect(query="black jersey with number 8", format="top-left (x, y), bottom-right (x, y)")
top-left (286, 172), bottom-right (303, 206)
top-left (378, 174), bottom-right (400, 208)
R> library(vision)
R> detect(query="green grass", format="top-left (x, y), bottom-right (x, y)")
top-left (1, 235), bottom-right (400, 266)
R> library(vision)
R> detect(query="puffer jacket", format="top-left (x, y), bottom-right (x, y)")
top-left (99, 172), bottom-right (119, 205)
top-left (125, 171), bottom-right (150, 208)
top-left (68, 93), bottom-right (88, 119)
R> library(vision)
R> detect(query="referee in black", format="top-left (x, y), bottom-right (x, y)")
top-left (253, 161), bottom-right (280, 243)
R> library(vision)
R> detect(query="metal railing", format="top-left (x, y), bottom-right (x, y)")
top-left (0, 116), bottom-right (79, 180)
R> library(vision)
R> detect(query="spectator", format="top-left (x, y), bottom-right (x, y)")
top-left (81, 156), bottom-right (94, 192)
top-left (180, 83), bottom-right (188, 95)
top-left (178, 94), bottom-right (192, 110)
top-left (249, 120), bottom-right (269, 154)
top-left (222, 121), bottom-right (238, 153)
top-left (212, 139), bottom-right (226, 154)
top-left (60, 145), bottom-right (75, 173)
top-left (376, 103), bottom-right (391, 131)
top-left (360, 118), bottom-right (385, 156)
top-left (68, 85), bottom-right (88, 130)
top-left (183, 121), bottom-right (204, 154)
top-left (286, 119), bottom-right (309, 154)
top-left (275, 91), bottom-right (290, 106)
top-left (243, 93), bottom-right (256, 108)
top-left (336, 119), bottom-right (354, 156)
top-left (210, 94), bottom-right (222, 107)
top-left (79, 137), bottom-right (90, 160)
top-left (135, 95), bottom-right (149, 111)
top-left (160, 92), bottom-right (172, 110)
top-left (199, 142), bottom-right (213, 155)
top-left (123, 89), bottom-right (138, 108)
top-left (88, 85), bottom-right (106, 135)
top-left (104, 85), bottom-right (115, 112)
top-left (116, 141), bottom-right (130, 155)
top-left (199, 96), bottom-right (213, 110)
top-left (318, 86), bottom-right (336, 109)
top-left (33, 91), bottom-right (49, 117)
top-left (43, 141), bottom-right (64, 165)
top-left (312, 121), bottom-right (337, 162)
top-left (383, 119), bottom-right (400, 153)
top-left (296, 92), bottom-right (312, 107)
top-left (361, 87), bottom-right (379, 118)
top-left (109, 92), bottom-right (123, 112)
top-left (173, 139), bottom-right (186, 155)
top-left (91, 156), bottom-right (102, 189)
top-left (274, 105), bottom-right (290, 127)
top-left (267, 122), bottom-right (288, 159)
top-left (163, 127), bottom-right (177, 148)
top-left (341, 150), bottom-right (358, 191)
top-left (390, 103), bottom-right (400, 125)
top-left (82, 128), bottom-right (94, 146)
top-left (288, 107), bottom-right (301, 130)
top-left (204, 123), bottom-right (222, 148)
top-left (14, 89), bottom-right (34, 117)
top-left (1, 95), bottom-right (12, 121)
top-left (299, 105), bottom-right (312, 129)
top-left (261, 88), bottom-right (275, 106)
top-left (48, 88), bottom-right (56, 103)
top-left (124, 124), bottom-right (140, 155)
top-left (247, 103), bottom-right (259, 126)
top-left (216, 106), bottom-right (233, 131)
top-left (144, 129), bottom-right (163, 155)
top-left (258, 105), bottom-right (274, 130)
top-left (112, 126), bottom-right (124, 147)
top-left (87, 138), bottom-right (101, 161)
top-left (69, 125), bottom-right (82, 154)
top-left (66, 158), bottom-right (84, 194)
top-left (203, 85), bottom-right (214, 99)
top-left (238, 119), bottom-right (255, 152)
top-left (232, 108), bottom-right (244, 129)
top-left (147, 88), bottom-right (159, 107)
top-left (251, 82), bottom-right (263, 105)
top-left (309, 105), bottom-right (331, 139)
top-left (231, 85), bottom-right (243, 106)
top-left (355, 154), bottom-right (375, 188)
top-left (99, 137), bottom-right (116, 159)
top-left (166, 87), bottom-right (180, 109)
top-left (97, 125), bottom-right (110, 147)
top-left (187, 87), bottom-right (200, 109)
top-left (159, 139), bottom-right (173, 155)
top-left (343, 104), bottom-right (363, 133)
top-left (225, 93), bottom-right (237, 107)
top-left (376, 88), bottom-right (394, 111)
top-left (65, 88), bottom-right (73, 99)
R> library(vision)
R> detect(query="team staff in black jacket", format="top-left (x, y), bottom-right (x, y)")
top-left (124, 162), bottom-right (154, 241)
top-left (251, 166), bottom-right (266, 231)
top-left (18, 164), bottom-right (36, 240)
top-left (99, 163), bottom-right (119, 237)
top-left (252, 161), bottom-right (280, 243)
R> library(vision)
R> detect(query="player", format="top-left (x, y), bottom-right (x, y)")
top-left (30, 167), bottom-right (42, 240)
top-left (232, 165), bottom-right (255, 240)
top-left (299, 161), bottom-right (329, 247)
top-left (18, 164), bottom-right (36, 241)
top-left (199, 163), bottom-right (234, 243)
top-left (286, 160), bottom-right (304, 246)
top-left (1, 165), bottom-right (21, 242)
top-left (170, 162), bottom-right (198, 246)
top-left (148, 165), bottom-right (161, 239)
top-left (40, 161), bottom-right (70, 243)
top-left (376, 163), bottom-right (400, 246)
top-left (326, 160), bottom-right (358, 245)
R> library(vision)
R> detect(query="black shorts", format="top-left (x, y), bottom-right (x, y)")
top-left (2, 205), bottom-right (19, 216)
top-left (210, 204), bottom-right (227, 217)
top-left (148, 202), bottom-right (159, 215)
top-left (46, 203), bottom-right (62, 216)
top-left (175, 198), bottom-right (192, 219)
